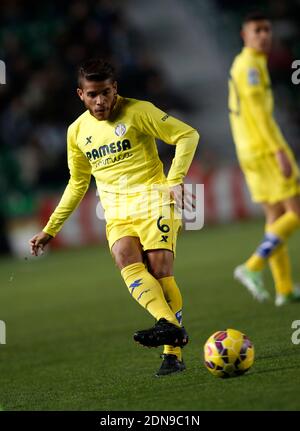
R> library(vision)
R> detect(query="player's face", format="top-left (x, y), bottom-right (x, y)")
top-left (242, 20), bottom-right (272, 54)
top-left (77, 79), bottom-right (117, 120)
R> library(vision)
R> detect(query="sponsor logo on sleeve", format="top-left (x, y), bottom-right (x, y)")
top-left (248, 68), bottom-right (260, 85)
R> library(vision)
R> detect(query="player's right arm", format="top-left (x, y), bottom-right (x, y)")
top-left (29, 124), bottom-right (92, 256)
top-left (135, 101), bottom-right (199, 185)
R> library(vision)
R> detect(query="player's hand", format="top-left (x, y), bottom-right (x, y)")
top-left (276, 149), bottom-right (292, 178)
top-left (169, 184), bottom-right (196, 211)
top-left (29, 231), bottom-right (53, 256)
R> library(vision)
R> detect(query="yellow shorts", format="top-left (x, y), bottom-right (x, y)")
top-left (106, 204), bottom-right (182, 254)
top-left (240, 152), bottom-right (300, 204)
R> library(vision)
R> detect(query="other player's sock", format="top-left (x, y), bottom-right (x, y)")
top-left (265, 219), bottom-right (293, 297)
top-left (121, 263), bottom-right (179, 327)
top-left (246, 211), bottom-right (300, 272)
top-left (158, 276), bottom-right (183, 361)
top-left (269, 244), bottom-right (293, 295)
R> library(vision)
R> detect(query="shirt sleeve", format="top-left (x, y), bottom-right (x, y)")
top-left (136, 101), bottom-right (200, 186)
top-left (247, 93), bottom-right (287, 152)
top-left (242, 65), bottom-right (287, 152)
top-left (43, 124), bottom-right (92, 237)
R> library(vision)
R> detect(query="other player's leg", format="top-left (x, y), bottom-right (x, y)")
top-left (246, 197), bottom-right (300, 271)
top-left (271, 197), bottom-right (300, 305)
top-left (235, 202), bottom-right (281, 301)
top-left (235, 197), bottom-right (300, 301)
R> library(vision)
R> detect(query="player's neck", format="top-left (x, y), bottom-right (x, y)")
top-left (243, 46), bottom-right (267, 58)
top-left (111, 94), bottom-right (120, 112)
top-left (109, 94), bottom-right (122, 120)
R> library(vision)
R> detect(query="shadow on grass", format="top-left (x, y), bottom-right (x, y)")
top-left (257, 347), bottom-right (299, 361)
top-left (243, 363), bottom-right (299, 377)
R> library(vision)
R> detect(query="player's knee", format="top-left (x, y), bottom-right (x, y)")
top-left (114, 252), bottom-right (138, 269)
top-left (148, 261), bottom-right (173, 279)
top-left (111, 237), bottom-right (143, 270)
top-left (113, 247), bottom-right (142, 270)
top-left (293, 206), bottom-right (300, 218)
top-left (146, 249), bottom-right (174, 279)
top-left (152, 269), bottom-right (172, 279)
top-left (283, 196), bottom-right (300, 217)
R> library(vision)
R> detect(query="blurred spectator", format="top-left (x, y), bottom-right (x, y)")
top-left (215, 0), bottom-right (300, 158)
top-left (0, 0), bottom-right (189, 207)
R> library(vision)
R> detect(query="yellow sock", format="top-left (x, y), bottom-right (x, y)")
top-left (265, 223), bottom-right (293, 295)
top-left (246, 254), bottom-right (265, 272)
top-left (158, 276), bottom-right (183, 361)
top-left (269, 244), bottom-right (293, 295)
top-left (268, 211), bottom-right (300, 240)
top-left (121, 263), bottom-right (178, 326)
top-left (246, 211), bottom-right (300, 272)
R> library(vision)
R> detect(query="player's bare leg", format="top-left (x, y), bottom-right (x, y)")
top-left (111, 236), bottom-right (144, 269)
top-left (263, 201), bottom-right (285, 225)
top-left (282, 194), bottom-right (300, 216)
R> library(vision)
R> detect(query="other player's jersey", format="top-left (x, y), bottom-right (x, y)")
top-left (229, 47), bottom-right (289, 160)
top-left (43, 96), bottom-right (199, 236)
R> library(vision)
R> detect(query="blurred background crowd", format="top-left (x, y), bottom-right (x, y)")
top-left (0, 0), bottom-right (300, 254)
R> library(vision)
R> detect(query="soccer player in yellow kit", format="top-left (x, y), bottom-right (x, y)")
top-left (229, 12), bottom-right (300, 306)
top-left (29, 59), bottom-right (199, 376)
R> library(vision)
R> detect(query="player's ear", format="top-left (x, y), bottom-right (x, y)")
top-left (77, 88), bottom-right (84, 101)
top-left (240, 29), bottom-right (245, 43)
top-left (112, 81), bottom-right (117, 95)
top-left (240, 22), bottom-right (247, 43)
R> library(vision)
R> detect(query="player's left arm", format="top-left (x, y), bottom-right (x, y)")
top-left (137, 102), bottom-right (200, 186)
top-left (242, 64), bottom-right (292, 177)
top-left (248, 92), bottom-right (293, 178)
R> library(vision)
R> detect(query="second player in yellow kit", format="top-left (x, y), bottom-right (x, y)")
top-left (229, 46), bottom-right (300, 203)
top-left (29, 59), bottom-right (199, 376)
top-left (229, 12), bottom-right (300, 306)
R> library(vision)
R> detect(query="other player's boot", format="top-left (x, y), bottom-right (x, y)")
top-left (234, 264), bottom-right (270, 302)
top-left (155, 354), bottom-right (186, 377)
top-left (133, 318), bottom-right (189, 348)
top-left (275, 284), bottom-right (300, 306)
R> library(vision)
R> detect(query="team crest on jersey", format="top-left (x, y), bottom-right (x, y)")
top-left (248, 68), bottom-right (260, 85)
top-left (115, 123), bottom-right (126, 137)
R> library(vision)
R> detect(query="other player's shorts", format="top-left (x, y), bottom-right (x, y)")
top-left (106, 204), bottom-right (182, 255)
top-left (239, 151), bottom-right (300, 204)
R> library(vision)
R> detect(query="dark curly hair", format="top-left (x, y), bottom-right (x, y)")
top-left (242, 11), bottom-right (270, 26)
top-left (78, 58), bottom-right (116, 88)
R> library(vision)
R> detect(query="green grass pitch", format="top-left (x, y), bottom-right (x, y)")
top-left (0, 219), bottom-right (300, 411)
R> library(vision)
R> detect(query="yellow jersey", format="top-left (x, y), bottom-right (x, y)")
top-left (229, 47), bottom-right (289, 160)
top-left (43, 96), bottom-right (199, 236)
